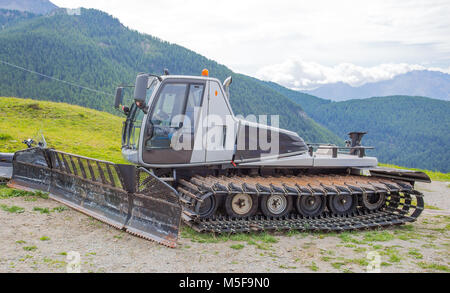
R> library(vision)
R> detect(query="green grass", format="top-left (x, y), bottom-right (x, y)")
top-left (308, 262), bottom-right (319, 272)
top-left (40, 236), bottom-right (51, 241)
top-left (353, 247), bottom-right (367, 253)
top-left (350, 258), bottom-right (369, 267)
top-left (379, 163), bottom-right (450, 182)
top-left (0, 186), bottom-right (48, 200)
top-left (230, 244), bottom-right (245, 250)
top-left (52, 206), bottom-right (68, 213)
top-left (0, 204), bottom-right (25, 213)
top-left (388, 254), bottom-right (402, 263)
top-left (425, 204), bottom-right (440, 210)
top-left (393, 225), bottom-right (422, 241)
top-left (380, 247), bottom-right (403, 263)
top-left (332, 262), bottom-right (345, 269)
top-left (33, 207), bottom-right (50, 214)
top-left (408, 248), bottom-right (423, 259)
top-left (0, 97), bottom-right (126, 163)
top-left (181, 226), bottom-right (278, 245)
top-left (23, 246), bottom-right (37, 251)
top-left (320, 256), bottom-right (333, 262)
top-left (363, 231), bottom-right (395, 242)
top-left (338, 232), bottom-right (366, 244)
top-left (417, 262), bottom-right (449, 272)
top-left (0, 133), bottom-right (13, 140)
top-left (371, 244), bottom-right (383, 250)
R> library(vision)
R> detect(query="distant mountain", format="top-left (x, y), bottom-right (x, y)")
top-left (303, 70), bottom-right (450, 101)
top-left (0, 0), bottom-right (57, 15)
top-left (0, 8), bottom-right (340, 144)
top-left (270, 85), bottom-right (450, 172)
top-left (262, 81), bottom-right (332, 116)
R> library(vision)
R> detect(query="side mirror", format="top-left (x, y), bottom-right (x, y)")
top-left (134, 73), bottom-right (149, 104)
top-left (223, 76), bottom-right (232, 99)
top-left (114, 87), bottom-right (124, 109)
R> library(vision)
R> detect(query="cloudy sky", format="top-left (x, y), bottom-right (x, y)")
top-left (52, 0), bottom-right (450, 89)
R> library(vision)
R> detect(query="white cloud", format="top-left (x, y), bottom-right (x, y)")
top-left (52, 0), bottom-right (450, 79)
top-left (256, 60), bottom-right (450, 90)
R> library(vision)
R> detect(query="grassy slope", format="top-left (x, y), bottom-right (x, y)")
top-left (1, 97), bottom-right (448, 181)
top-left (0, 97), bottom-right (125, 163)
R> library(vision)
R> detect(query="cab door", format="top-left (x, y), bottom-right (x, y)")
top-left (205, 80), bottom-right (237, 162)
top-left (142, 81), bottom-right (206, 165)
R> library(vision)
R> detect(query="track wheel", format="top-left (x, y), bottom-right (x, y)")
top-left (260, 194), bottom-right (293, 217)
top-left (361, 192), bottom-right (386, 211)
top-left (197, 194), bottom-right (219, 218)
top-left (327, 193), bottom-right (356, 215)
top-left (295, 194), bottom-right (325, 217)
top-left (225, 193), bottom-right (258, 218)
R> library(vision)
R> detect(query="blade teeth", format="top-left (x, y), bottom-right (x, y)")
top-left (125, 229), bottom-right (176, 248)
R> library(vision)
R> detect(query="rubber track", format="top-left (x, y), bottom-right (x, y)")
top-left (178, 174), bottom-right (424, 233)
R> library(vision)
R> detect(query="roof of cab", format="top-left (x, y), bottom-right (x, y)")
top-left (160, 75), bottom-right (220, 82)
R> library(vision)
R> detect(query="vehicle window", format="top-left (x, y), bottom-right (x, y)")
top-left (127, 79), bottom-right (158, 149)
top-left (151, 83), bottom-right (188, 127)
top-left (184, 84), bottom-right (204, 130)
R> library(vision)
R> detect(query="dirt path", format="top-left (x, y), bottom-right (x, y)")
top-left (0, 181), bottom-right (449, 273)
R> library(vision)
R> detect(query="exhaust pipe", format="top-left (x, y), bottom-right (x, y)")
top-left (348, 132), bottom-right (366, 155)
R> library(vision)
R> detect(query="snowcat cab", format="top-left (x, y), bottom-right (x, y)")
top-left (117, 70), bottom-right (379, 170)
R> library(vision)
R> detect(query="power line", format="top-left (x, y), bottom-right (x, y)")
top-left (0, 59), bottom-right (114, 96)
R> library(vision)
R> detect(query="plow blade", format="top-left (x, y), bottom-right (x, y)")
top-left (8, 148), bottom-right (182, 247)
top-left (126, 168), bottom-right (182, 247)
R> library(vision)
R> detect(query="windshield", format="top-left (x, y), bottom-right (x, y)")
top-left (122, 77), bottom-right (158, 149)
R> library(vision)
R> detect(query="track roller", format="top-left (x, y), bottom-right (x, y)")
top-left (260, 194), bottom-right (293, 217)
top-left (197, 194), bottom-right (220, 218)
top-left (225, 193), bottom-right (258, 218)
top-left (295, 194), bottom-right (326, 217)
top-left (327, 193), bottom-right (357, 215)
top-left (361, 192), bottom-right (386, 211)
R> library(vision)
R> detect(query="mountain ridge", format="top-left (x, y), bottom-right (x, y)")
top-left (0, 8), bottom-right (35, 28)
top-left (302, 70), bottom-right (450, 101)
top-left (270, 85), bottom-right (450, 172)
top-left (0, 0), bottom-right (57, 14)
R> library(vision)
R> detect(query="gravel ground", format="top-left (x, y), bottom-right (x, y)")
top-left (0, 181), bottom-right (448, 273)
